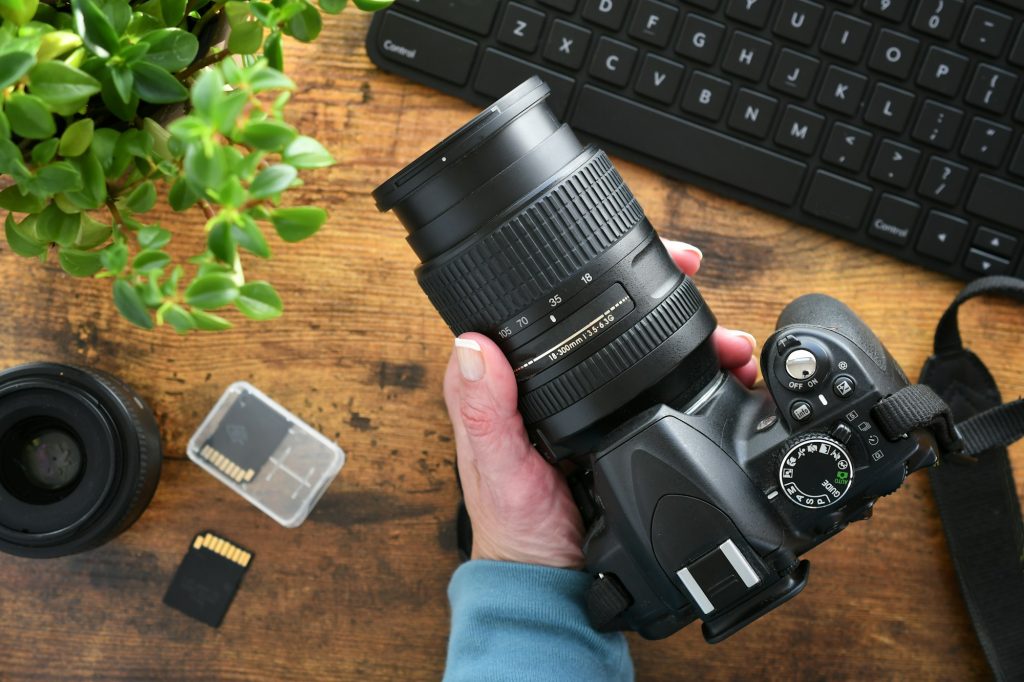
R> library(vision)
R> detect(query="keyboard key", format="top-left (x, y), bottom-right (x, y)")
top-left (497, 2), bottom-right (546, 52)
top-left (1017, 95), bottom-right (1024, 124)
top-left (582, 0), bottom-right (631, 29)
top-left (974, 226), bottom-right (1018, 258)
top-left (768, 49), bottom-right (819, 99)
top-left (911, 100), bottom-right (963, 150)
top-left (772, 0), bottom-right (824, 45)
top-left (538, 0), bottom-right (577, 11)
top-left (917, 211), bottom-right (968, 263)
top-left (1012, 137), bottom-right (1024, 178)
top-left (868, 29), bottom-right (919, 79)
top-left (725, 0), bottom-right (775, 28)
top-left (960, 5), bottom-right (1013, 57)
top-left (1011, 25), bottom-right (1024, 66)
top-left (965, 64), bottom-right (1018, 115)
top-left (917, 46), bottom-right (969, 96)
top-left (675, 14), bottom-right (725, 64)
top-left (864, 83), bottom-right (915, 133)
top-left (635, 54), bottom-right (685, 103)
top-left (395, 0), bottom-right (498, 34)
top-left (817, 65), bottom-right (867, 116)
top-left (728, 89), bottom-right (778, 138)
top-left (964, 248), bottom-right (1011, 274)
top-left (803, 170), bottom-right (872, 229)
top-left (474, 49), bottom-right (576, 117)
top-left (775, 105), bottom-right (824, 154)
top-left (572, 85), bottom-right (808, 203)
top-left (917, 157), bottom-right (969, 206)
top-left (682, 70), bottom-right (731, 119)
top-left (589, 37), bottom-right (638, 86)
top-left (822, 122), bottom-right (873, 171)
top-left (911, 0), bottom-right (963, 39)
top-left (376, 12), bottom-right (478, 84)
top-left (722, 31), bottom-right (773, 81)
top-left (628, 0), bottom-right (678, 47)
top-left (868, 194), bottom-right (919, 245)
top-left (863, 0), bottom-right (909, 22)
top-left (820, 12), bottom-right (871, 62)
top-left (870, 140), bottom-right (921, 188)
top-left (543, 19), bottom-right (591, 68)
top-left (685, 0), bottom-right (720, 10)
top-left (966, 174), bottom-right (1024, 228)
top-left (961, 117), bottom-right (1012, 166)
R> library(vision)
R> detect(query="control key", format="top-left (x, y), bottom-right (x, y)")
top-left (376, 12), bottom-right (478, 85)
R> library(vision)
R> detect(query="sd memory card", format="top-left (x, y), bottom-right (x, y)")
top-left (198, 389), bottom-right (291, 483)
top-left (164, 531), bottom-right (253, 627)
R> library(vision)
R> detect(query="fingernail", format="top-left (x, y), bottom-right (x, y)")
top-left (682, 243), bottom-right (703, 261)
top-left (731, 330), bottom-right (757, 351)
top-left (455, 338), bottom-right (485, 381)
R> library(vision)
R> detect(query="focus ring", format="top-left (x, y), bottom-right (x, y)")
top-left (519, 277), bottom-right (707, 424)
top-left (417, 151), bottom-right (645, 335)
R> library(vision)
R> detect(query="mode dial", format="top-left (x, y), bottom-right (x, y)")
top-left (778, 434), bottom-right (854, 509)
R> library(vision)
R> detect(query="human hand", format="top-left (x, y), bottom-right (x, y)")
top-left (442, 239), bottom-right (758, 569)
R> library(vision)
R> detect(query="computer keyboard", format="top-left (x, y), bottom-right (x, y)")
top-left (366, 0), bottom-right (1024, 281)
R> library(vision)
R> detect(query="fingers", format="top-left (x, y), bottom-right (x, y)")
top-left (712, 327), bottom-right (759, 388)
top-left (661, 238), bottom-right (703, 276)
top-left (732, 357), bottom-right (759, 388)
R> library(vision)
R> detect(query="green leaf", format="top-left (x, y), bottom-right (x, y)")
top-left (100, 241), bottom-right (128, 273)
top-left (133, 248), bottom-right (170, 272)
top-left (33, 161), bottom-right (84, 195)
top-left (59, 247), bottom-right (103, 276)
top-left (225, 2), bottom-right (262, 54)
top-left (0, 139), bottom-right (29, 181)
top-left (37, 31), bottom-right (84, 62)
top-left (286, 1), bottom-right (322, 41)
top-left (124, 180), bottom-right (157, 213)
top-left (211, 89), bottom-right (248, 136)
top-left (162, 303), bottom-right (195, 332)
top-left (232, 214), bottom-right (269, 257)
top-left (113, 279), bottom-right (154, 329)
top-left (31, 138), bottom-right (59, 166)
top-left (59, 119), bottom-right (95, 157)
top-left (109, 64), bottom-right (134, 103)
top-left (0, 111), bottom-right (9, 139)
top-left (191, 308), bottom-right (232, 330)
top-left (71, 0), bottom-right (120, 58)
top-left (190, 67), bottom-right (223, 119)
top-left (318, 0), bottom-right (345, 14)
top-left (183, 143), bottom-right (225, 195)
top-left (119, 43), bottom-right (151, 66)
top-left (0, 186), bottom-right (45, 212)
top-left (250, 163), bottom-right (297, 198)
top-left (168, 177), bottom-right (199, 211)
top-left (271, 206), bottom-right (326, 242)
top-left (160, 0), bottom-right (186, 25)
top-left (6, 93), bottom-right (55, 140)
top-left (185, 273), bottom-right (239, 310)
top-left (248, 65), bottom-right (293, 91)
top-left (28, 61), bottom-right (102, 116)
top-left (99, 69), bottom-right (139, 121)
top-left (140, 28), bottom-right (198, 71)
top-left (138, 226), bottom-right (171, 249)
top-left (239, 119), bottom-right (296, 151)
top-left (98, 0), bottom-right (132, 34)
top-left (90, 128), bottom-right (120, 172)
top-left (207, 219), bottom-right (236, 262)
top-left (131, 62), bottom-right (188, 103)
top-left (0, 0), bottom-right (39, 25)
top-left (4, 214), bottom-right (46, 257)
top-left (235, 281), bottom-right (283, 320)
top-left (283, 135), bottom-right (334, 169)
top-left (351, 0), bottom-right (392, 10)
top-left (0, 52), bottom-right (35, 89)
top-left (73, 213), bottom-right (112, 249)
top-left (37, 203), bottom-right (81, 245)
top-left (263, 30), bottom-right (283, 71)
top-left (62, 151), bottom-right (106, 210)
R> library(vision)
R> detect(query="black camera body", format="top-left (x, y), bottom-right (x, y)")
top-left (583, 295), bottom-right (937, 641)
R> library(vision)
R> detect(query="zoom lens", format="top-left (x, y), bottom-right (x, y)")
top-left (0, 363), bottom-right (162, 558)
top-left (376, 78), bottom-right (719, 459)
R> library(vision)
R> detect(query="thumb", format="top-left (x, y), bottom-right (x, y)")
top-left (443, 333), bottom-right (534, 472)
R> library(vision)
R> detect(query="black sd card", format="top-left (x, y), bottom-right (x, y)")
top-left (164, 531), bottom-right (253, 627)
top-left (198, 389), bottom-right (291, 483)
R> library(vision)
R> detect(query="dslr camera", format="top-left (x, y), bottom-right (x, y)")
top-left (375, 79), bottom-right (938, 642)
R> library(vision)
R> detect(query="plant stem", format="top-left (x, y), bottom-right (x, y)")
top-left (106, 199), bottom-right (126, 232)
top-left (177, 49), bottom-right (231, 81)
top-left (191, 1), bottom-right (227, 37)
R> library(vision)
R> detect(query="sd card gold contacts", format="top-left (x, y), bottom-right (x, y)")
top-left (164, 531), bottom-right (253, 628)
top-left (198, 389), bottom-right (291, 483)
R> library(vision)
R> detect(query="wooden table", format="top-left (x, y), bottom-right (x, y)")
top-left (1, 10), bottom-right (1021, 680)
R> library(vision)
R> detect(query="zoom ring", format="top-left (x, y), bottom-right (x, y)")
top-left (417, 152), bottom-right (645, 335)
top-left (519, 277), bottom-right (707, 424)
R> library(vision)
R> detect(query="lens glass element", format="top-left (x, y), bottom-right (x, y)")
top-left (0, 419), bottom-right (85, 504)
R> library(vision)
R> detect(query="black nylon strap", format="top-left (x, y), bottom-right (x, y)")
top-left (919, 276), bottom-right (1024, 682)
top-left (872, 384), bottom-right (963, 454)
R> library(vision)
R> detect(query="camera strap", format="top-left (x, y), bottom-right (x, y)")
top-left (872, 275), bottom-right (1024, 681)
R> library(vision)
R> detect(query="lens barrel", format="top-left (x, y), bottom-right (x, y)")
top-left (0, 363), bottom-right (162, 558)
top-left (376, 78), bottom-right (718, 459)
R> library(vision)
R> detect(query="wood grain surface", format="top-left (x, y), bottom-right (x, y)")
top-left (1, 10), bottom-right (1021, 681)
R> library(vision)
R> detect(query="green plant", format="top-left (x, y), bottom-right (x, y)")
top-left (0, 0), bottom-right (389, 331)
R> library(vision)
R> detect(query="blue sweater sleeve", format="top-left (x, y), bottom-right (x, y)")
top-left (443, 560), bottom-right (634, 682)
